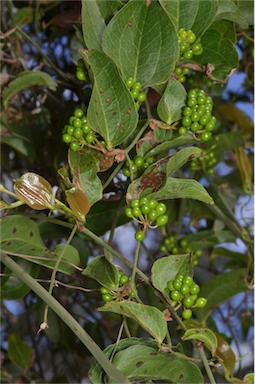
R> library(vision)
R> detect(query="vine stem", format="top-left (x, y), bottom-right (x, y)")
top-left (198, 344), bottom-right (216, 384)
top-left (1, 252), bottom-right (131, 384)
top-left (43, 224), bottom-right (77, 323)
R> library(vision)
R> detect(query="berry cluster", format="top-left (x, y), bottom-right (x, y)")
top-left (166, 274), bottom-right (207, 319)
top-left (122, 155), bottom-right (155, 179)
top-left (100, 270), bottom-right (135, 302)
top-left (160, 236), bottom-right (202, 266)
top-left (76, 59), bottom-right (87, 82)
top-left (125, 77), bottom-right (146, 111)
top-left (62, 108), bottom-right (96, 152)
top-left (125, 198), bottom-right (169, 242)
top-left (179, 89), bottom-right (216, 141)
top-left (175, 28), bottom-right (203, 83)
top-left (190, 148), bottom-right (218, 174)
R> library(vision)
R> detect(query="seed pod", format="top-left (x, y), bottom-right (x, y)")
top-left (65, 187), bottom-right (90, 221)
top-left (14, 172), bottom-right (53, 210)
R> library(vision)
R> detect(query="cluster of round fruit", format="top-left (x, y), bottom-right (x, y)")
top-left (122, 155), bottom-right (155, 179)
top-left (178, 88), bottom-right (216, 141)
top-left (175, 28), bottom-right (203, 83)
top-left (190, 148), bottom-right (218, 174)
top-left (125, 198), bottom-right (169, 242)
top-left (76, 59), bottom-right (87, 82)
top-left (62, 108), bottom-right (96, 151)
top-left (166, 274), bottom-right (207, 319)
top-left (125, 77), bottom-right (146, 111)
top-left (100, 270), bottom-right (135, 302)
top-left (160, 236), bottom-right (202, 266)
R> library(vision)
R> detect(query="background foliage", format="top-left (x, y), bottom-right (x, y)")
top-left (0, 1), bottom-right (254, 383)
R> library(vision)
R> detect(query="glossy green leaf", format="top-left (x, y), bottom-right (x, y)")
top-left (1, 258), bottom-right (40, 299)
top-left (102, 0), bottom-right (178, 86)
top-left (151, 255), bottom-right (192, 295)
top-left (81, 0), bottom-right (106, 50)
top-left (183, 230), bottom-right (236, 249)
top-left (13, 7), bottom-right (34, 27)
top-left (1, 215), bottom-right (80, 275)
top-left (98, 301), bottom-right (167, 345)
top-left (210, 247), bottom-right (249, 267)
top-left (214, 333), bottom-right (236, 381)
top-left (147, 177), bottom-right (214, 205)
top-left (190, 0), bottom-right (218, 38)
top-left (159, 0), bottom-right (200, 31)
top-left (82, 255), bottom-right (120, 290)
top-left (80, 49), bottom-right (138, 149)
top-left (214, 0), bottom-right (249, 29)
top-left (145, 136), bottom-right (198, 158)
top-left (97, 1), bottom-right (123, 23)
top-left (194, 269), bottom-right (247, 322)
top-left (157, 79), bottom-right (187, 125)
top-left (1, 136), bottom-right (36, 160)
top-left (8, 333), bottom-right (33, 369)
top-left (237, 0), bottom-right (254, 26)
top-left (196, 20), bottom-right (238, 80)
top-left (112, 344), bottom-right (204, 383)
top-left (68, 148), bottom-right (103, 207)
top-left (166, 147), bottom-right (202, 176)
top-left (182, 328), bottom-right (218, 355)
top-left (3, 71), bottom-right (57, 108)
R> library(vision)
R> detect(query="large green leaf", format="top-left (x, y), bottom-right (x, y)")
top-left (144, 135), bottom-right (198, 159)
top-left (151, 254), bottom-right (192, 295)
top-left (112, 344), bottom-right (204, 383)
top-left (166, 147), bottom-right (202, 176)
top-left (82, 255), bottom-right (120, 290)
top-left (3, 71), bottom-right (57, 108)
top-left (0, 215), bottom-right (80, 275)
top-left (157, 79), bottom-right (187, 125)
top-left (190, 0), bottom-right (219, 38)
top-left (159, 0), bottom-right (200, 31)
top-left (147, 177), bottom-right (214, 205)
top-left (81, 0), bottom-right (106, 50)
top-left (99, 301), bottom-right (167, 345)
top-left (68, 148), bottom-right (103, 207)
top-left (237, 0), bottom-right (254, 26)
top-left (196, 20), bottom-right (238, 80)
top-left (1, 258), bottom-right (40, 299)
top-left (214, 0), bottom-right (249, 29)
top-left (8, 333), bottom-right (33, 370)
top-left (102, 0), bottom-right (178, 86)
top-left (80, 49), bottom-right (138, 149)
top-left (214, 333), bottom-right (236, 381)
top-left (194, 269), bottom-right (247, 322)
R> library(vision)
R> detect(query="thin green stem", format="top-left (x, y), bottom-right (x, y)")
top-left (131, 241), bottom-right (141, 285)
top-left (43, 225), bottom-right (77, 323)
top-left (126, 120), bottom-right (149, 153)
top-left (198, 345), bottom-right (216, 384)
top-left (1, 252), bottom-right (131, 384)
top-left (102, 162), bottom-right (123, 190)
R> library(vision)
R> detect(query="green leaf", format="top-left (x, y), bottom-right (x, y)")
top-left (166, 147), bottom-right (202, 176)
top-left (81, 0), bottom-right (106, 50)
top-left (194, 269), bottom-right (247, 322)
top-left (3, 71), bottom-right (57, 108)
top-left (214, 0), bottom-right (249, 29)
top-left (190, 0), bottom-right (219, 38)
top-left (98, 301), bottom-right (167, 345)
top-left (183, 230), bottom-right (236, 249)
top-left (147, 177), bottom-right (214, 205)
top-left (97, 0), bottom-right (123, 24)
top-left (1, 136), bottom-right (36, 160)
top-left (145, 136), bottom-right (198, 158)
top-left (237, 0), bottom-right (254, 26)
top-left (8, 333), bottom-right (33, 370)
top-left (112, 344), bottom-right (204, 383)
top-left (210, 247), bottom-right (249, 268)
top-left (82, 255), bottom-right (120, 290)
top-left (1, 258), bottom-right (40, 299)
top-left (208, 132), bottom-right (244, 153)
top-left (182, 328), bottom-right (218, 355)
top-left (151, 255), bottom-right (192, 295)
top-left (214, 333), bottom-right (236, 381)
top-left (157, 79), bottom-right (187, 125)
top-left (13, 7), bottom-right (34, 27)
top-left (102, 0), bottom-right (178, 86)
top-left (0, 215), bottom-right (80, 275)
top-left (80, 49), bottom-right (138, 149)
top-left (159, 0), bottom-right (200, 31)
top-left (196, 20), bottom-right (238, 80)
top-left (68, 148), bottom-right (103, 207)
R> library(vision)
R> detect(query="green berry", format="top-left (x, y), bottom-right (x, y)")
top-left (137, 92), bottom-right (146, 102)
top-left (73, 128), bottom-right (83, 139)
top-left (134, 156), bottom-right (144, 167)
top-left (70, 141), bottom-right (80, 152)
top-left (131, 89), bottom-right (139, 99)
top-left (148, 199), bottom-right (158, 209)
top-left (85, 133), bottom-right (95, 143)
top-left (141, 204), bottom-right (150, 215)
top-left (102, 294), bottom-right (113, 302)
top-left (173, 279), bottom-right (182, 290)
top-left (180, 284), bottom-right (190, 295)
top-left (179, 127), bottom-right (187, 135)
top-left (132, 82), bottom-right (142, 91)
top-left (74, 108), bottom-right (84, 118)
top-left (200, 131), bottom-right (212, 141)
top-left (135, 230), bottom-right (145, 242)
top-left (139, 197), bottom-right (148, 205)
top-left (167, 281), bottom-right (174, 291)
top-left (182, 117), bottom-right (192, 127)
top-left (62, 134), bottom-right (72, 143)
top-left (171, 290), bottom-right (181, 301)
top-left (195, 297), bottom-right (207, 307)
top-left (132, 207), bottom-right (142, 217)
top-left (100, 287), bottom-right (110, 294)
top-left (183, 296), bottom-right (195, 308)
top-left (82, 123), bottom-right (91, 134)
top-left (130, 199), bottom-right (140, 208)
top-left (183, 107), bottom-right (192, 117)
top-left (76, 70), bottom-right (86, 81)
top-left (156, 214), bottom-right (168, 227)
top-left (72, 118), bottom-right (82, 129)
top-left (125, 77), bottom-right (134, 88)
top-left (183, 276), bottom-right (193, 286)
top-left (190, 284), bottom-right (200, 295)
top-left (120, 274), bottom-right (129, 285)
top-left (156, 203), bottom-right (167, 215)
top-left (125, 207), bottom-right (133, 218)
top-left (148, 209), bottom-right (158, 221)
top-left (182, 309), bottom-right (192, 320)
